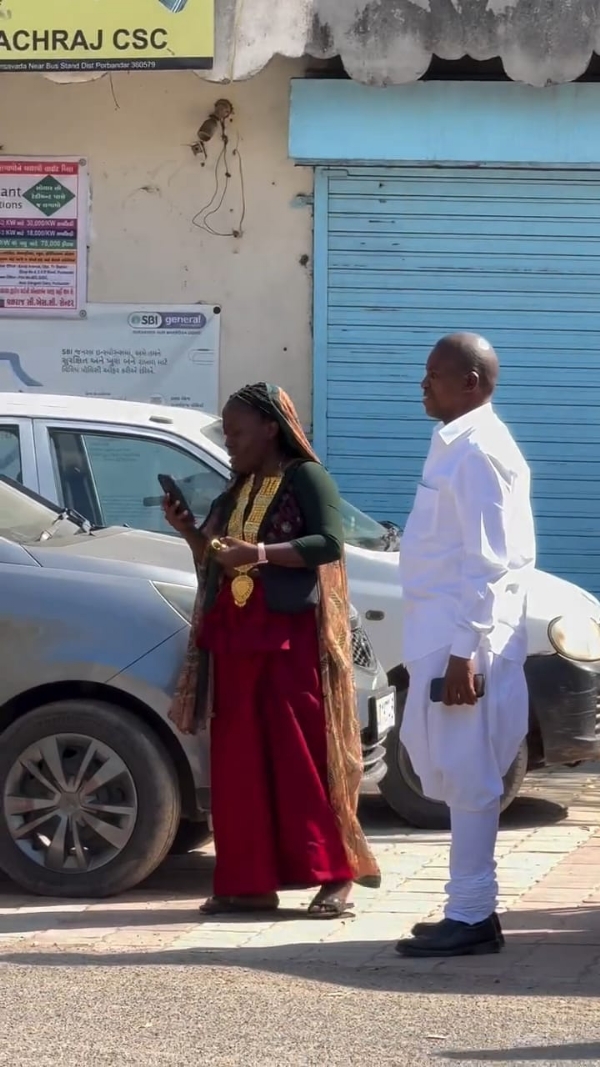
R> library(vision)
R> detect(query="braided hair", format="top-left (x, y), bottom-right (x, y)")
top-left (228, 382), bottom-right (274, 419)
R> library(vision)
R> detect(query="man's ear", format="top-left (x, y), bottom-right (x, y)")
top-left (465, 370), bottom-right (480, 393)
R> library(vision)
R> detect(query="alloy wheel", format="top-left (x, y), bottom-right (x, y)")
top-left (3, 733), bottom-right (138, 873)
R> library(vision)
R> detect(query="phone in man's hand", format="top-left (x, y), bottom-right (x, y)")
top-left (158, 473), bottom-right (193, 519)
top-left (429, 674), bottom-right (486, 703)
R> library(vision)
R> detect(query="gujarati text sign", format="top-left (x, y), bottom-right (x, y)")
top-left (0, 157), bottom-right (88, 317)
top-left (0, 303), bottom-right (220, 412)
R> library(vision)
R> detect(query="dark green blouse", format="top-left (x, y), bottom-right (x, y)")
top-left (201, 461), bottom-right (344, 613)
top-left (287, 461), bottom-right (344, 567)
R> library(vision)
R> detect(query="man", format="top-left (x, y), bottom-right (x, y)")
top-left (396, 333), bottom-right (536, 958)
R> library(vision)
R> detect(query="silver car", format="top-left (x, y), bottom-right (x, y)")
top-left (0, 475), bottom-right (394, 898)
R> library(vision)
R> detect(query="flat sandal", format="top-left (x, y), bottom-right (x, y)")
top-left (199, 894), bottom-right (279, 916)
top-left (307, 887), bottom-right (354, 920)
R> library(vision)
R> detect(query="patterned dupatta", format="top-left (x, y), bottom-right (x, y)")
top-left (169, 385), bottom-right (380, 888)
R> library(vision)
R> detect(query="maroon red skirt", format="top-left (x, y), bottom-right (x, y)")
top-left (198, 580), bottom-right (353, 895)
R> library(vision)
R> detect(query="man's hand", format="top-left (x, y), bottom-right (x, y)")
top-left (443, 655), bottom-right (478, 707)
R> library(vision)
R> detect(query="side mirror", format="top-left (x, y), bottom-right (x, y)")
top-left (379, 520), bottom-right (402, 550)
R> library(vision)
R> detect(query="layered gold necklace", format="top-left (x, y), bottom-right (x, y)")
top-left (224, 473), bottom-right (283, 607)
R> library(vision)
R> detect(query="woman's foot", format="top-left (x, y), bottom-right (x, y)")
top-left (307, 880), bottom-right (354, 919)
top-left (199, 893), bottom-right (279, 916)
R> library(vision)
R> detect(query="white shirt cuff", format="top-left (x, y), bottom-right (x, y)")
top-left (450, 628), bottom-right (481, 660)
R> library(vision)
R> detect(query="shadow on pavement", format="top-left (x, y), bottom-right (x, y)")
top-left (2, 903), bottom-right (600, 998)
top-left (0, 904), bottom-right (309, 935)
top-left (360, 790), bottom-right (569, 838)
top-left (499, 795), bottom-right (568, 829)
top-left (0, 850), bottom-right (216, 913)
top-left (442, 1042), bottom-right (600, 1061)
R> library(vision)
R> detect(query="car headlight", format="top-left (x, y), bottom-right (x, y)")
top-left (548, 615), bottom-right (600, 662)
top-left (349, 604), bottom-right (360, 632)
top-left (152, 581), bottom-right (196, 624)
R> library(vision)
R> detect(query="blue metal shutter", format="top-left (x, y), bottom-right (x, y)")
top-left (314, 165), bottom-right (600, 593)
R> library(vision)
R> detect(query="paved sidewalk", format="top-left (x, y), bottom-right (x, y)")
top-left (0, 763), bottom-right (599, 996)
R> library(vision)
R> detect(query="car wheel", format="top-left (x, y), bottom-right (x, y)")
top-left (379, 689), bottom-right (529, 830)
top-left (0, 700), bottom-right (181, 898)
top-left (169, 818), bottom-right (212, 855)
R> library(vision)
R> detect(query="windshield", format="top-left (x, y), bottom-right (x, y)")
top-left (0, 477), bottom-right (84, 544)
top-left (201, 418), bottom-right (395, 552)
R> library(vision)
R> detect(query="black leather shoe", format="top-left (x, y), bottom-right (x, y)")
top-left (411, 912), bottom-right (504, 945)
top-left (396, 915), bottom-right (503, 958)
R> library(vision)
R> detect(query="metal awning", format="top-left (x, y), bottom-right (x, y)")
top-left (45, 0), bottom-right (597, 88)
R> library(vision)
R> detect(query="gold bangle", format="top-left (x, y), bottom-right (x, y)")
top-left (210, 538), bottom-right (225, 552)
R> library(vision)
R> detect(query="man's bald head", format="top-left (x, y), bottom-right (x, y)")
top-left (433, 333), bottom-right (499, 395)
top-left (421, 333), bottom-right (500, 424)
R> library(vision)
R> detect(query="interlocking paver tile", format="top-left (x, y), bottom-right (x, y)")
top-left (0, 766), bottom-right (598, 997)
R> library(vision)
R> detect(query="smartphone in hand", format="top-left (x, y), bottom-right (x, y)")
top-left (429, 674), bottom-right (485, 703)
top-left (158, 473), bottom-right (193, 519)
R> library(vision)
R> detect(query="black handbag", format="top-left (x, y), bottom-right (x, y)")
top-left (259, 564), bottom-right (319, 615)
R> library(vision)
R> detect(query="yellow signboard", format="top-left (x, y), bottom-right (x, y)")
top-left (0, 0), bottom-right (214, 72)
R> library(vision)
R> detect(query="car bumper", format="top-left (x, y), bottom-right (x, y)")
top-left (355, 659), bottom-right (395, 789)
top-left (525, 653), bottom-right (600, 765)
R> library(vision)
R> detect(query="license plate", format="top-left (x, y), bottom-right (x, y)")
top-left (375, 691), bottom-right (396, 738)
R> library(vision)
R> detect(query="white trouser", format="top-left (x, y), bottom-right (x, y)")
top-left (400, 644), bottom-right (528, 924)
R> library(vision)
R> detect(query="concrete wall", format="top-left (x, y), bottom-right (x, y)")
top-left (0, 58), bottom-right (314, 422)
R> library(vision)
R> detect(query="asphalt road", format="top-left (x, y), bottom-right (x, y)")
top-left (1, 959), bottom-right (600, 1067)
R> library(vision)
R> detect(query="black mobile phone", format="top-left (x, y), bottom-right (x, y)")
top-left (158, 473), bottom-right (193, 518)
top-left (429, 674), bottom-right (485, 703)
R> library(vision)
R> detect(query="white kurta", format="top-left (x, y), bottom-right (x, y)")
top-left (399, 403), bottom-right (536, 924)
top-left (401, 644), bottom-right (529, 810)
top-left (401, 402), bottom-right (536, 668)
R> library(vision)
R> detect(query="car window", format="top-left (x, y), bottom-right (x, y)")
top-left (341, 499), bottom-right (399, 551)
top-left (50, 429), bottom-right (228, 534)
top-left (0, 426), bottom-right (22, 483)
top-left (201, 417), bottom-right (395, 551)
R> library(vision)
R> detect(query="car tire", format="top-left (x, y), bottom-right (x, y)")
top-left (379, 689), bottom-right (529, 830)
top-left (0, 700), bottom-right (181, 898)
top-left (169, 818), bottom-right (212, 855)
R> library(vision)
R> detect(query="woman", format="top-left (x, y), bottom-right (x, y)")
top-left (165, 382), bottom-right (380, 917)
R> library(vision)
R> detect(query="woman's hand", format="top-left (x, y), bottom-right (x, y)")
top-left (162, 495), bottom-right (194, 536)
top-left (213, 536), bottom-right (260, 571)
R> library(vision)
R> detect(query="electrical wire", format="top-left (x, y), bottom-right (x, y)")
top-left (192, 126), bottom-right (246, 238)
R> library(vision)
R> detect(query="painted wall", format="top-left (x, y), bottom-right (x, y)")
top-left (290, 79), bottom-right (600, 165)
top-left (0, 59), bottom-right (314, 422)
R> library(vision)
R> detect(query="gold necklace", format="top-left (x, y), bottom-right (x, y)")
top-left (226, 473), bottom-right (283, 607)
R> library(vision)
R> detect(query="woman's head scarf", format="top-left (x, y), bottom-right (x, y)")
top-left (226, 382), bottom-right (318, 464)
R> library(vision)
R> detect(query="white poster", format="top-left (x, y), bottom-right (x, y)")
top-left (0, 303), bottom-right (220, 412)
top-left (0, 157), bottom-right (88, 317)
